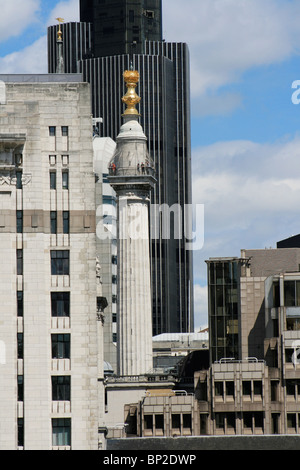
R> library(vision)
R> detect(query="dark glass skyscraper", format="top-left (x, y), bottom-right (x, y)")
top-left (48, 0), bottom-right (194, 337)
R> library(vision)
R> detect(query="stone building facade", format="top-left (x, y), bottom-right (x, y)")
top-left (0, 75), bottom-right (103, 450)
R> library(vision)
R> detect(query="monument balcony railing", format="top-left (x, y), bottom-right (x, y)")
top-left (108, 166), bottom-right (156, 178)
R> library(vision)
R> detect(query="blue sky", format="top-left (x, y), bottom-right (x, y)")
top-left (1, 0), bottom-right (300, 329)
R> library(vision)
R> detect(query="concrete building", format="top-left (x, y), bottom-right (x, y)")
top-left (116, 246), bottom-right (300, 439)
top-left (47, 0), bottom-right (194, 340)
top-left (0, 74), bottom-right (104, 450)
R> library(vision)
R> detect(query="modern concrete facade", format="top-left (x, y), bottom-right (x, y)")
top-left (0, 75), bottom-right (104, 450)
top-left (116, 247), bottom-right (300, 440)
top-left (47, 0), bottom-right (194, 339)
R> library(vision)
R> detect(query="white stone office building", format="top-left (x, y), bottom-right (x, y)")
top-left (0, 75), bottom-right (103, 450)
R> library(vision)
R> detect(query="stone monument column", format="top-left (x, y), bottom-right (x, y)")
top-left (108, 69), bottom-right (156, 376)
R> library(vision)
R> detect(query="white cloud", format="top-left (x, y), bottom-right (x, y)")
top-left (0, 36), bottom-right (47, 74)
top-left (46, 0), bottom-right (79, 26)
top-left (0, 0), bottom-right (41, 43)
top-left (163, 0), bottom-right (300, 104)
top-left (191, 135), bottom-right (300, 274)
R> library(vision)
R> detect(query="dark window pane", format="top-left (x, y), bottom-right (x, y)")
top-left (17, 333), bottom-right (23, 359)
top-left (17, 291), bottom-right (23, 317)
top-left (49, 126), bottom-right (56, 136)
top-left (17, 249), bottom-right (23, 275)
top-left (51, 292), bottom-right (70, 317)
top-left (62, 171), bottom-right (69, 190)
top-left (16, 171), bottom-right (22, 189)
top-left (52, 418), bottom-right (71, 446)
top-left (51, 211), bottom-right (57, 234)
top-left (52, 376), bottom-right (71, 401)
top-left (52, 334), bottom-right (70, 359)
top-left (50, 172), bottom-right (56, 190)
top-left (51, 251), bottom-right (69, 275)
top-left (61, 126), bottom-right (68, 136)
top-left (17, 210), bottom-right (23, 233)
top-left (63, 211), bottom-right (69, 234)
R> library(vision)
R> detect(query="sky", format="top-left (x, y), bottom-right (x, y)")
top-left (1, 0), bottom-right (300, 330)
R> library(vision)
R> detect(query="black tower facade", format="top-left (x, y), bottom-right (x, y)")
top-left (80, 0), bottom-right (162, 57)
top-left (48, 0), bottom-right (194, 338)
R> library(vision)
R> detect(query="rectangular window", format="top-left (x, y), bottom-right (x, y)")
top-left (52, 376), bottom-right (71, 401)
top-left (254, 381), bottom-right (263, 397)
top-left (18, 375), bottom-right (24, 401)
top-left (17, 291), bottom-right (23, 317)
top-left (172, 414), bottom-right (180, 430)
top-left (61, 126), bottom-right (68, 136)
top-left (215, 381), bottom-right (224, 397)
top-left (16, 171), bottom-right (23, 189)
top-left (52, 334), bottom-right (70, 359)
top-left (242, 381), bottom-right (251, 396)
top-left (129, 9), bottom-right (134, 22)
top-left (50, 171), bottom-right (56, 190)
top-left (18, 418), bottom-right (24, 447)
top-left (17, 333), bottom-right (23, 359)
top-left (51, 292), bottom-right (70, 317)
top-left (144, 415), bottom-right (153, 430)
top-left (51, 250), bottom-right (69, 275)
top-left (17, 249), bottom-right (23, 275)
top-left (16, 210), bottom-right (23, 233)
top-left (62, 171), bottom-right (69, 190)
top-left (49, 126), bottom-right (56, 137)
top-left (63, 211), bottom-right (69, 234)
top-left (52, 418), bottom-right (71, 447)
top-left (50, 211), bottom-right (57, 234)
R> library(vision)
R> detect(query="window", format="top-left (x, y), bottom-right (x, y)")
top-left (62, 171), bottom-right (69, 190)
top-left (215, 381), bottom-right (224, 397)
top-left (155, 415), bottom-right (164, 431)
top-left (112, 255), bottom-right (117, 265)
top-left (172, 414), bottom-right (180, 430)
top-left (112, 295), bottom-right (117, 304)
top-left (49, 126), bottom-right (56, 137)
top-left (50, 171), bottom-right (56, 190)
top-left (112, 275), bottom-right (117, 284)
top-left (51, 251), bottom-right (69, 275)
top-left (52, 418), bottom-right (71, 447)
top-left (52, 334), bottom-right (70, 359)
top-left (51, 292), bottom-right (70, 317)
top-left (50, 211), bottom-right (57, 234)
top-left (144, 415), bottom-right (153, 430)
top-left (17, 249), bottom-right (23, 275)
top-left (284, 280), bottom-right (300, 307)
top-left (16, 171), bottom-right (22, 189)
top-left (16, 210), bottom-right (23, 233)
top-left (63, 211), bottom-right (69, 234)
top-left (61, 126), bottom-right (68, 136)
top-left (52, 376), bottom-right (71, 401)
top-left (18, 418), bottom-right (24, 447)
top-left (17, 291), bottom-right (23, 317)
top-left (112, 333), bottom-right (117, 342)
top-left (17, 333), bottom-right (23, 359)
top-left (129, 10), bottom-right (134, 22)
top-left (226, 381), bottom-right (234, 397)
top-left (18, 376), bottom-right (23, 401)
top-left (254, 381), bottom-right (263, 397)
top-left (242, 381), bottom-right (251, 396)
